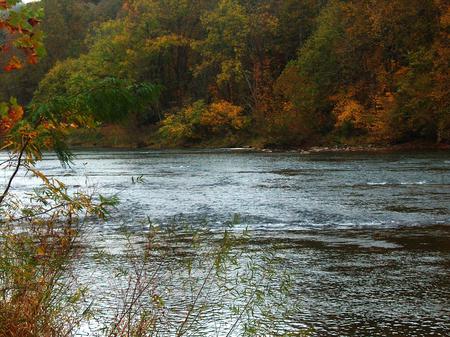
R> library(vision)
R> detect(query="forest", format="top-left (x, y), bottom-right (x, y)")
top-left (1, 0), bottom-right (449, 148)
top-left (1, 1), bottom-right (450, 336)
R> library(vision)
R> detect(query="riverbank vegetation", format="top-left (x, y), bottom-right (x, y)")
top-left (1, 2), bottom-right (448, 335)
top-left (0, 2), bottom-right (301, 335)
top-left (1, 0), bottom-right (449, 149)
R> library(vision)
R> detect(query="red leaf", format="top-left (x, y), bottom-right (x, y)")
top-left (28, 18), bottom-right (40, 27)
top-left (27, 52), bottom-right (38, 65)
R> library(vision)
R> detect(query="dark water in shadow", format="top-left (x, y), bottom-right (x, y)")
top-left (252, 226), bottom-right (450, 336)
top-left (1, 149), bottom-right (450, 336)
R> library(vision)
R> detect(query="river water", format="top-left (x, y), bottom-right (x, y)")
top-left (2, 149), bottom-right (450, 336)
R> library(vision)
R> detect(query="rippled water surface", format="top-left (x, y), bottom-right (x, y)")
top-left (2, 149), bottom-right (450, 336)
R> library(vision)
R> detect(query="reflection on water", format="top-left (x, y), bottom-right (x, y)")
top-left (1, 149), bottom-right (450, 336)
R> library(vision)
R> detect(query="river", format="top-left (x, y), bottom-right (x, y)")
top-left (2, 149), bottom-right (450, 336)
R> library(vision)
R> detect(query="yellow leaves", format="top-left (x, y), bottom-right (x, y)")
top-left (29, 168), bottom-right (50, 185)
top-left (333, 97), bottom-right (365, 130)
top-left (217, 60), bottom-right (244, 86)
top-left (201, 100), bottom-right (248, 131)
top-left (161, 117), bottom-right (192, 141)
top-left (159, 100), bottom-right (248, 145)
top-left (145, 34), bottom-right (190, 52)
top-left (36, 246), bottom-right (46, 257)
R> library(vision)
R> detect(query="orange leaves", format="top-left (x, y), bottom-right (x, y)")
top-left (331, 88), bottom-right (397, 141)
top-left (4, 56), bottom-right (23, 72)
top-left (333, 97), bottom-right (365, 130)
top-left (0, 102), bottom-right (24, 136)
top-left (0, 1), bottom-right (44, 145)
top-left (8, 104), bottom-right (24, 121)
top-left (0, 119), bottom-right (12, 135)
top-left (0, 18), bottom-right (32, 35)
top-left (27, 53), bottom-right (39, 65)
top-left (0, 1), bottom-right (43, 73)
top-left (26, 50), bottom-right (39, 64)
top-left (201, 100), bottom-right (248, 131)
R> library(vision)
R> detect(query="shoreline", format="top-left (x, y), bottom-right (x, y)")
top-left (66, 126), bottom-right (449, 153)
top-left (68, 142), bottom-right (450, 154)
top-left (269, 143), bottom-right (450, 154)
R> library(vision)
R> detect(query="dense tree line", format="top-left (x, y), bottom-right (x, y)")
top-left (4, 0), bottom-right (450, 147)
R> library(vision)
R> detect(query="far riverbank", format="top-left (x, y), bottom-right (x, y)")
top-left (66, 126), bottom-right (450, 154)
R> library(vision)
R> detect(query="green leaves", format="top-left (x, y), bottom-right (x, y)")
top-left (33, 74), bottom-right (160, 124)
top-left (84, 78), bottom-right (161, 123)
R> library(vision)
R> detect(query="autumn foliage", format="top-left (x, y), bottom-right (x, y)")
top-left (159, 100), bottom-right (249, 145)
top-left (0, 100), bottom-right (23, 136)
top-left (0, 1), bottom-right (43, 72)
top-left (0, 0), bottom-right (44, 138)
top-left (273, 0), bottom-right (450, 145)
top-left (2, 0), bottom-right (450, 147)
